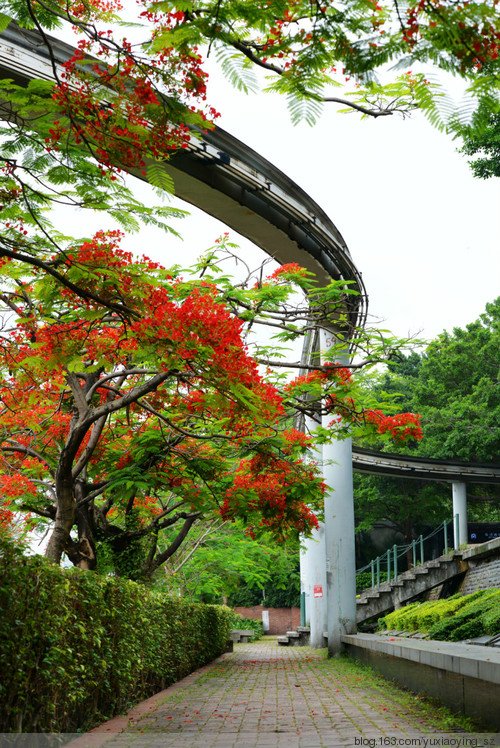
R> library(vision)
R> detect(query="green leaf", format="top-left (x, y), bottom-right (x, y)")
top-left (0, 12), bottom-right (12, 33)
top-left (146, 163), bottom-right (175, 194)
top-left (215, 46), bottom-right (259, 95)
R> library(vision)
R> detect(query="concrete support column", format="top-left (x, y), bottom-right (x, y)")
top-left (321, 330), bottom-right (357, 656)
top-left (300, 414), bottom-right (327, 648)
top-left (452, 482), bottom-right (468, 549)
top-left (300, 524), bottom-right (327, 647)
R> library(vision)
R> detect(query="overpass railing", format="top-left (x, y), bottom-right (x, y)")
top-left (356, 514), bottom-right (461, 591)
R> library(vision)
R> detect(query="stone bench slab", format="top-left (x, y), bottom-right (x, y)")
top-left (229, 628), bottom-right (255, 643)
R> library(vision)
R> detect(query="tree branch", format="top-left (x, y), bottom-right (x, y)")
top-left (0, 247), bottom-right (138, 319)
top-left (0, 441), bottom-right (55, 477)
top-left (148, 513), bottom-right (201, 574)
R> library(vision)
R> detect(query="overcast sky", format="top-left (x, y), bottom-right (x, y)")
top-left (155, 61), bottom-right (500, 345)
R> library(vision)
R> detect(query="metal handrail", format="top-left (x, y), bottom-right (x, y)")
top-left (356, 514), bottom-right (461, 590)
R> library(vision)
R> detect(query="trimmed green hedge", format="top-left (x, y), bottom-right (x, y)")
top-left (0, 534), bottom-right (231, 732)
top-left (379, 589), bottom-right (500, 641)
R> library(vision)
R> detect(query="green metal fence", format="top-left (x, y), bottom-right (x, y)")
top-left (356, 514), bottom-right (460, 591)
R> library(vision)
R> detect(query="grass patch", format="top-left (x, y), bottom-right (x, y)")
top-left (322, 651), bottom-right (481, 732)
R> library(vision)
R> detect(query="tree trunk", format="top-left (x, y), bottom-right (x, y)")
top-left (45, 475), bottom-right (75, 564)
top-left (144, 514), bottom-right (199, 579)
top-left (73, 485), bottom-right (97, 570)
top-left (45, 418), bottom-right (89, 564)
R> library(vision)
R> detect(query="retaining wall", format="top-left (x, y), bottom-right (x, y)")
top-left (234, 605), bottom-right (300, 635)
top-left (343, 633), bottom-right (500, 731)
top-left (460, 556), bottom-right (500, 595)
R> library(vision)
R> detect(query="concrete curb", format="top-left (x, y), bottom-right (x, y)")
top-left (343, 633), bottom-right (500, 730)
top-left (342, 633), bottom-right (500, 683)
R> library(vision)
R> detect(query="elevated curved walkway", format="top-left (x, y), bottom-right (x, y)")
top-left (1, 23), bottom-right (499, 485)
top-left (353, 447), bottom-right (500, 484)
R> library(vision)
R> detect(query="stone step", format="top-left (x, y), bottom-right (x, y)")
top-left (358, 587), bottom-right (392, 600)
top-left (297, 626), bottom-right (310, 633)
top-left (277, 636), bottom-right (289, 645)
top-left (286, 631), bottom-right (300, 638)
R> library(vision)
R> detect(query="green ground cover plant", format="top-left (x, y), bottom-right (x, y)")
top-left (379, 589), bottom-right (500, 640)
top-left (0, 533), bottom-right (231, 732)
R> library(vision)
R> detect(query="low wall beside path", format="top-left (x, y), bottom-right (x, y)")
top-left (343, 632), bottom-right (500, 731)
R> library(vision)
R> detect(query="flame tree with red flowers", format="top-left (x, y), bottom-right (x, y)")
top-left (0, 231), bottom-right (422, 579)
top-left (0, 1), bottom-right (424, 579)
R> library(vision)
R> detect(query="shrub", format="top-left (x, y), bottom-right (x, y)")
top-left (0, 533), bottom-right (231, 732)
top-left (380, 589), bottom-right (500, 641)
top-left (380, 602), bottom-right (424, 632)
top-left (356, 571), bottom-right (388, 593)
top-left (482, 606), bottom-right (500, 634)
top-left (227, 611), bottom-right (264, 641)
top-left (427, 590), bottom-right (500, 641)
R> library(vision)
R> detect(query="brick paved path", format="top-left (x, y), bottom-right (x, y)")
top-left (80, 637), bottom-right (471, 748)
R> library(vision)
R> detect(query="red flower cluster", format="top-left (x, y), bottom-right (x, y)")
top-left (266, 263), bottom-right (308, 281)
top-left (220, 453), bottom-right (323, 539)
top-left (0, 506), bottom-right (14, 530)
top-left (44, 6), bottom-right (220, 178)
top-left (404, 0), bottom-right (500, 69)
top-left (285, 361), bottom-right (352, 392)
top-left (0, 474), bottom-right (37, 499)
top-left (365, 410), bottom-right (423, 443)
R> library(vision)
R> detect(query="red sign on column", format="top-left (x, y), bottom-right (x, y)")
top-left (313, 585), bottom-right (323, 598)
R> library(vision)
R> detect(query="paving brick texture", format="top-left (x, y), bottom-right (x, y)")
top-left (76, 637), bottom-right (476, 748)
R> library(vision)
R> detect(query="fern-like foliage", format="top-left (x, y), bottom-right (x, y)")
top-left (264, 73), bottom-right (327, 125)
top-left (215, 46), bottom-right (259, 94)
top-left (146, 163), bottom-right (175, 195)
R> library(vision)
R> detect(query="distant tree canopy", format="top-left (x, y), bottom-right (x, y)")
top-left (354, 298), bottom-right (500, 546)
top-left (413, 297), bottom-right (500, 463)
top-left (152, 518), bottom-right (301, 608)
top-left (461, 111), bottom-right (500, 179)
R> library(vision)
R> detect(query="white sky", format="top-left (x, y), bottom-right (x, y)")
top-left (160, 64), bottom-right (500, 344)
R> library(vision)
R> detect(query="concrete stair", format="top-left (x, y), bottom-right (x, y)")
top-left (278, 626), bottom-right (311, 646)
top-left (356, 552), bottom-right (467, 624)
